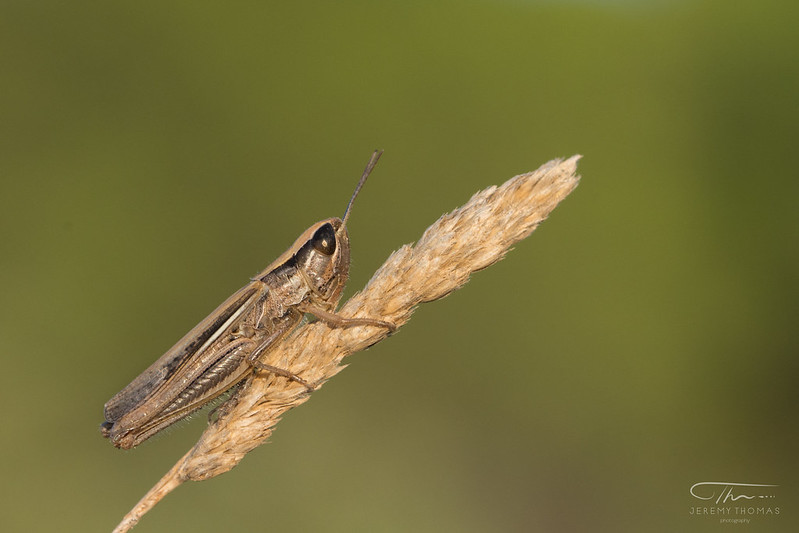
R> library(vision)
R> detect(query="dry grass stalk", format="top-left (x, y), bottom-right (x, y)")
top-left (112, 155), bottom-right (582, 532)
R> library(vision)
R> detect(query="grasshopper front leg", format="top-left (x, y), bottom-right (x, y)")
top-left (299, 303), bottom-right (397, 333)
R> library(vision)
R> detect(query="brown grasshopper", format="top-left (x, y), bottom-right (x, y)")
top-left (101, 151), bottom-right (395, 449)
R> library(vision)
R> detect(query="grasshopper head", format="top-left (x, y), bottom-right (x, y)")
top-left (257, 150), bottom-right (382, 307)
top-left (293, 217), bottom-right (350, 304)
top-left (290, 150), bottom-right (382, 305)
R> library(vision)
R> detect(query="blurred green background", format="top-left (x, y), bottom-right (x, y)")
top-left (1, 1), bottom-right (797, 532)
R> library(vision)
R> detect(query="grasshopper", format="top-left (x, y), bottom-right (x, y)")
top-left (101, 151), bottom-right (395, 449)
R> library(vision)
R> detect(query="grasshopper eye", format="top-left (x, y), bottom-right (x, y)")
top-left (311, 223), bottom-right (336, 255)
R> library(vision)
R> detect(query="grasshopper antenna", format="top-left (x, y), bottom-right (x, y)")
top-left (342, 150), bottom-right (383, 226)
